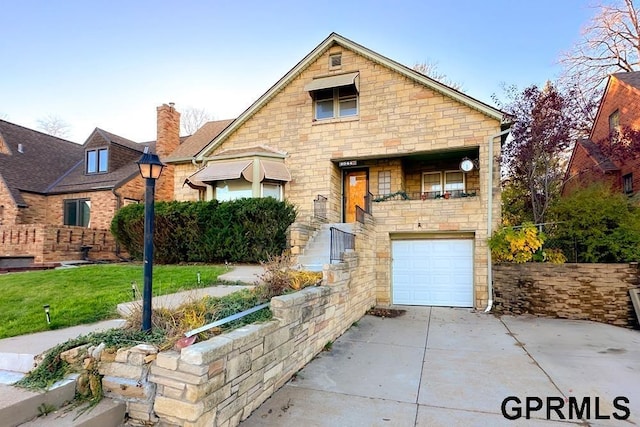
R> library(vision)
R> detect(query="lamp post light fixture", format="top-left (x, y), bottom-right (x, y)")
top-left (136, 148), bottom-right (165, 332)
top-left (43, 304), bottom-right (51, 325)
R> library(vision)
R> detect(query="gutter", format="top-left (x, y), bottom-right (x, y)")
top-left (485, 127), bottom-right (511, 313)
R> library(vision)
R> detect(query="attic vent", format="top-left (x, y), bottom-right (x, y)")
top-left (17, 143), bottom-right (24, 153)
top-left (329, 53), bottom-right (342, 68)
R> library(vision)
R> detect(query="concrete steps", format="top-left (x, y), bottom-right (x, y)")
top-left (0, 375), bottom-right (125, 427)
top-left (298, 223), bottom-right (355, 271)
top-left (18, 397), bottom-right (125, 427)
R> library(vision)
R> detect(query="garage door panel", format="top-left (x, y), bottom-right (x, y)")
top-left (392, 239), bottom-right (473, 307)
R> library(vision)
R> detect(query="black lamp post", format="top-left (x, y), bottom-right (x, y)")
top-left (136, 149), bottom-right (165, 332)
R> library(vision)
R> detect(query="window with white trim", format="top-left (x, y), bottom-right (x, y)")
top-left (422, 171), bottom-right (466, 196)
top-left (215, 179), bottom-right (252, 201)
top-left (261, 182), bottom-right (282, 201)
top-left (86, 148), bottom-right (108, 174)
top-left (314, 85), bottom-right (358, 120)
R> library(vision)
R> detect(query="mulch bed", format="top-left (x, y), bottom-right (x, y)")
top-left (366, 307), bottom-right (406, 318)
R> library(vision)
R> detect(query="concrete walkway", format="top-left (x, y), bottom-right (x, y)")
top-left (241, 307), bottom-right (640, 427)
top-left (0, 264), bottom-right (263, 380)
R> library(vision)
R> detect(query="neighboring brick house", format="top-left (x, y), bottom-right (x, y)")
top-left (165, 33), bottom-right (509, 310)
top-left (564, 72), bottom-right (640, 196)
top-left (0, 104), bottom-right (180, 262)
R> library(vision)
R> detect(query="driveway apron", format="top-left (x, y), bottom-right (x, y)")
top-left (241, 307), bottom-right (638, 427)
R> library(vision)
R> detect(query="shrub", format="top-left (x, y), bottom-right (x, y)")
top-left (548, 184), bottom-right (640, 262)
top-left (111, 198), bottom-right (297, 264)
top-left (489, 223), bottom-right (544, 263)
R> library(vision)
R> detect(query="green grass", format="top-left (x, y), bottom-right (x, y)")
top-left (0, 263), bottom-right (229, 339)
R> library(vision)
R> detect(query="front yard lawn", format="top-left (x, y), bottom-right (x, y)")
top-left (0, 263), bottom-right (228, 339)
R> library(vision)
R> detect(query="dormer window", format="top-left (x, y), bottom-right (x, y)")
top-left (86, 148), bottom-right (108, 174)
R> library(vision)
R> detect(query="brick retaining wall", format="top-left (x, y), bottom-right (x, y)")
top-left (493, 263), bottom-right (640, 328)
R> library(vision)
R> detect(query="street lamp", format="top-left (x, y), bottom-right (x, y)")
top-left (136, 148), bottom-right (165, 332)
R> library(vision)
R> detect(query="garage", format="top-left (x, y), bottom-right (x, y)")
top-left (392, 239), bottom-right (473, 307)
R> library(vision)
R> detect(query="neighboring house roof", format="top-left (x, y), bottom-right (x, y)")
top-left (578, 139), bottom-right (619, 172)
top-left (0, 119), bottom-right (84, 206)
top-left (48, 127), bottom-right (159, 194)
top-left (166, 119), bottom-right (235, 163)
top-left (195, 32), bottom-right (506, 161)
top-left (590, 71), bottom-right (640, 141)
top-left (614, 71), bottom-right (640, 89)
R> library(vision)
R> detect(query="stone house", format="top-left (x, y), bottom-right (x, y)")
top-left (165, 33), bottom-right (509, 310)
top-left (564, 71), bottom-right (640, 197)
top-left (0, 104), bottom-right (180, 263)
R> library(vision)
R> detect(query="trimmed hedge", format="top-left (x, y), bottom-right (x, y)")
top-left (111, 198), bottom-right (297, 264)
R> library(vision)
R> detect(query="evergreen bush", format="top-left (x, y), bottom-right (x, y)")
top-left (111, 198), bottom-right (297, 264)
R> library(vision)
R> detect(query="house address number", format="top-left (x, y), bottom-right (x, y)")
top-left (338, 160), bottom-right (358, 167)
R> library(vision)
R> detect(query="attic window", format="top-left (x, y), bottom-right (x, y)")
top-left (329, 53), bottom-right (342, 68)
top-left (86, 148), bottom-right (108, 174)
top-left (609, 109), bottom-right (620, 136)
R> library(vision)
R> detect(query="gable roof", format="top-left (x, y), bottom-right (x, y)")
top-left (196, 32), bottom-right (505, 161)
top-left (48, 128), bottom-right (159, 194)
top-left (614, 71), bottom-right (640, 89)
top-left (0, 119), bottom-right (84, 206)
top-left (166, 119), bottom-right (234, 163)
top-left (589, 71), bottom-right (640, 140)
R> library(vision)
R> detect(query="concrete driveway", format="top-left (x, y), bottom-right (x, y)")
top-left (241, 307), bottom-right (640, 427)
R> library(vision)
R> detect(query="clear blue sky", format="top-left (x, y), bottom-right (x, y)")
top-left (1, 0), bottom-right (595, 143)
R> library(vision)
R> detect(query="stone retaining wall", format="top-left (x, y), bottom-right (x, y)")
top-left (493, 263), bottom-right (640, 328)
top-left (99, 214), bottom-right (376, 426)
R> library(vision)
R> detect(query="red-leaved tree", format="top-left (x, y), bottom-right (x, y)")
top-left (499, 82), bottom-right (577, 224)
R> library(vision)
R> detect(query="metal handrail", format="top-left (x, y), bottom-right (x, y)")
top-left (313, 195), bottom-right (327, 220)
top-left (330, 226), bottom-right (355, 263)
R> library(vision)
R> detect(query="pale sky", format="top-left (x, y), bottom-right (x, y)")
top-left (1, 0), bottom-right (595, 143)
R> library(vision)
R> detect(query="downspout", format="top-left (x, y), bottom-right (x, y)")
top-left (485, 127), bottom-right (511, 313)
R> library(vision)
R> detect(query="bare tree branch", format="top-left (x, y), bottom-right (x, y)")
top-left (36, 114), bottom-right (71, 138)
top-left (560, 0), bottom-right (640, 105)
top-left (412, 60), bottom-right (464, 92)
top-left (181, 107), bottom-right (213, 135)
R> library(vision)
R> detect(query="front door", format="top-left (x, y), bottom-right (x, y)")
top-left (344, 169), bottom-right (368, 223)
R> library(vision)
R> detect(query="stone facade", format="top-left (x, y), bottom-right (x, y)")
top-left (171, 36), bottom-right (503, 309)
top-left (493, 263), bottom-right (640, 327)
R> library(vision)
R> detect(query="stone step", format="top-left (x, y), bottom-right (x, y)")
top-left (0, 376), bottom-right (77, 427)
top-left (18, 397), bottom-right (126, 427)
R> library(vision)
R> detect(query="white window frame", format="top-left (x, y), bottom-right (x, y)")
top-left (421, 171), bottom-right (466, 196)
top-left (261, 182), bottom-right (283, 201)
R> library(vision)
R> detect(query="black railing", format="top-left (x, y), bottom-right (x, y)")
top-left (313, 195), bottom-right (327, 220)
top-left (371, 189), bottom-right (479, 202)
top-left (330, 226), bottom-right (356, 263)
top-left (364, 191), bottom-right (373, 213)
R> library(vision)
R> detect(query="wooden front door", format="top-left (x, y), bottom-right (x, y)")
top-left (344, 169), bottom-right (368, 223)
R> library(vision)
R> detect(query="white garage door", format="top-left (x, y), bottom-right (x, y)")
top-left (392, 239), bottom-right (473, 307)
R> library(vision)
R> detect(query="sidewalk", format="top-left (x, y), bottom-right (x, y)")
top-left (241, 306), bottom-right (640, 426)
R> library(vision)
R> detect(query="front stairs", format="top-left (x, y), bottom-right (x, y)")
top-left (297, 223), bottom-right (355, 271)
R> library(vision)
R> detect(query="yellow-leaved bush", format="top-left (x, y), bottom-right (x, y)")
top-left (489, 223), bottom-right (565, 264)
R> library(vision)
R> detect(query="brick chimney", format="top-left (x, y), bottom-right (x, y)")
top-left (155, 103), bottom-right (180, 201)
top-left (156, 103), bottom-right (180, 159)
